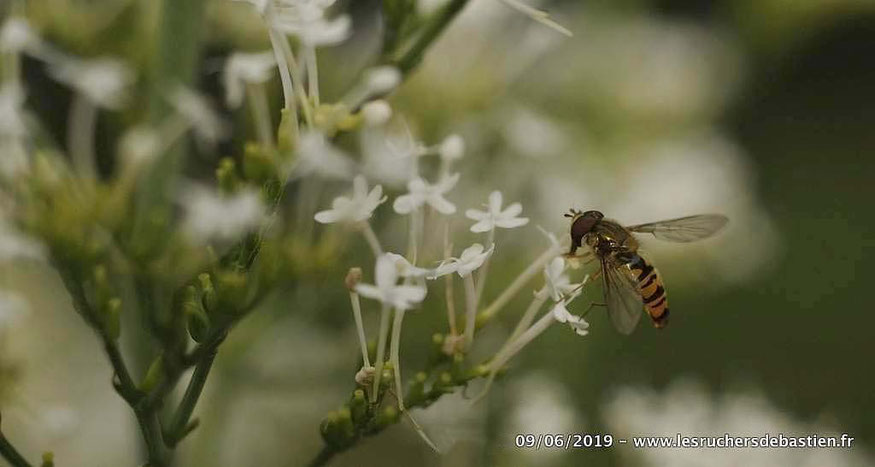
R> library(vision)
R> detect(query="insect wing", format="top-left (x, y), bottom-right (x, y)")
top-left (602, 259), bottom-right (644, 335)
top-left (627, 214), bottom-right (728, 243)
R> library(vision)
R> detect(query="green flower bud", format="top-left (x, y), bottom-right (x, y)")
top-left (405, 372), bottom-right (427, 407)
top-left (139, 355), bottom-right (164, 392)
top-left (375, 405), bottom-right (399, 428)
top-left (216, 157), bottom-right (240, 194)
top-left (215, 270), bottom-right (248, 314)
top-left (243, 143), bottom-right (278, 184)
top-left (41, 451), bottom-right (54, 467)
top-left (183, 286), bottom-right (210, 342)
top-left (349, 389), bottom-right (367, 424)
top-left (198, 273), bottom-right (217, 314)
top-left (104, 298), bottom-right (122, 340)
top-left (277, 108), bottom-right (298, 155)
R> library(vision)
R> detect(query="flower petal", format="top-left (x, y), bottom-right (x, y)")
top-left (488, 190), bottom-right (503, 213)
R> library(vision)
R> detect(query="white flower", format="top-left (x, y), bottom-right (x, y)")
top-left (465, 190), bottom-right (529, 233)
top-left (0, 84), bottom-right (27, 138)
top-left (118, 126), bottom-right (161, 170)
top-left (222, 51), bottom-right (276, 107)
top-left (431, 243), bottom-right (495, 278)
top-left (537, 256), bottom-right (580, 302)
top-left (363, 66), bottom-right (401, 95)
top-left (551, 299), bottom-right (589, 336)
top-left (267, 0), bottom-right (351, 46)
top-left (49, 57), bottom-right (134, 109)
top-left (295, 130), bottom-right (355, 179)
top-left (355, 254), bottom-right (427, 311)
top-left (361, 100), bottom-right (392, 126)
top-left (385, 253), bottom-right (434, 279)
top-left (168, 86), bottom-right (229, 147)
top-left (0, 221), bottom-right (45, 261)
top-left (0, 17), bottom-right (39, 53)
top-left (393, 173), bottom-right (459, 215)
top-left (314, 175), bottom-right (386, 224)
top-left (439, 134), bottom-right (464, 161)
top-left (181, 186), bottom-right (266, 243)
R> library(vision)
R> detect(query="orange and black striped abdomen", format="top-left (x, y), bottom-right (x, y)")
top-left (626, 254), bottom-right (670, 328)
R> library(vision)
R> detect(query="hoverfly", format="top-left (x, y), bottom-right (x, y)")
top-left (565, 210), bottom-right (728, 334)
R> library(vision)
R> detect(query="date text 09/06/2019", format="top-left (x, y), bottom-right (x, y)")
top-left (513, 433), bottom-right (857, 450)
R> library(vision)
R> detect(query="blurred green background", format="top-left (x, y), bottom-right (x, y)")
top-left (2, 0), bottom-right (874, 466)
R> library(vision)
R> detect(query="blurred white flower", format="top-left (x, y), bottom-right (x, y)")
top-left (269, 0), bottom-right (351, 46)
top-left (222, 51), bottom-right (276, 107)
top-left (502, 106), bottom-right (566, 158)
top-left (314, 175), bottom-right (386, 224)
top-left (361, 100), bottom-right (392, 126)
top-left (0, 84), bottom-right (27, 138)
top-left (465, 190), bottom-right (529, 233)
top-left (505, 373), bottom-right (581, 459)
top-left (363, 66), bottom-right (402, 96)
top-left (355, 253), bottom-right (427, 311)
top-left (181, 186), bottom-right (266, 243)
top-left (537, 256), bottom-right (579, 301)
top-left (168, 86), bottom-right (228, 146)
top-left (0, 17), bottom-right (39, 53)
top-left (393, 173), bottom-right (460, 215)
top-left (49, 57), bottom-right (134, 109)
top-left (0, 291), bottom-right (29, 330)
top-left (295, 130), bottom-right (355, 179)
top-left (360, 125), bottom-right (418, 187)
top-left (431, 243), bottom-right (495, 278)
top-left (384, 252), bottom-right (434, 279)
top-left (39, 406), bottom-right (79, 440)
top-left (0, 221), bottom-right (45, 261)
top-left (438, 134), bottom-right (465, 161)
top-left (118, 126), bottom-right (161, 170)
top-left (550, 298), bottom-right (588, 336)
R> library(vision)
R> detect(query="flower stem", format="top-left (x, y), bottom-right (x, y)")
top-left (474, 228), bottom-right (495, 308)
top-left (246, 83), bottom-right (275, 151)
top-left (67, 93), bottom-right (97, 178)
top-left (393, 0), bottom-right (471, 73)
top-left (371, 304), bottom-right (391, 403)
top-left (389, 309), bottom-right (406, 410)
top-left (349, 291), bottom-right (371, 367)
top-left (476, 243), bottom-right (562, 327)
top-left (305, 44), bottom-right (319, 106)
top-left (443, 226), bottom-right (457, 335)
top-left (163, 347), bottom-right (218, 448)
top-left (360, 222), bottom-right (383, 258)
top-left (0, 428), bottom-right (32, 467)
top-left (463, 273), bottom-right (477, 348)
top-left (268, 28), bottom-right (296, 111)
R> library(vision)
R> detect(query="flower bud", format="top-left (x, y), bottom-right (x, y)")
top-left (374, 405), bottom-right (399, 428)
top-left (345, 267), bottom-right (363, 291)
top-left (349, 389), bottom-right (368, 424)
top-left (139, 355), bottom-right (164, 392)
top-left (361, 100), bottom-right (392, 126)
top-left (364, 66), bottom-right (401, 96)
top-left (183, 286), bottom-right (210, 343)
top-left (405, 372), bottom-right (427, 407)
top-left (41, 451), bottom-right (54, 467)
top-left (243, 142), bottom-right (277, 183)
top-left (215, 157), bottom-right (240, 194)
top-left (277, 108), bottom-right (298, 155)
top-left (439, 134), bottom-right (464, 161)
top-left (104, 298), bottom-right (122, 340)
top-left (198, 273), bottom-right (217, 314)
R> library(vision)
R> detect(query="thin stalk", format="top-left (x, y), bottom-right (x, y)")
top-left (389, 309), bottom-right (405, 410)
top-left (463, 273), bottom-right (477, 348)
top-left (476, 242), bottom-right (563, 327)
top-left (360, 222), bottom-right (383, 257)
top-left (164, 348), bottom-right (218, 448)
top-left (473, 308), bottom-right (555, 404)
top-left (277, 35), bottom-right (313, 126)
top-left (508, 291), bottom-right (548, 344)
top-left (371, 304), bottom-right (391, 403)
top-left (443, 228), bottom-right (457, 336)
top-left (349, 291), bottom-right (371, 367)
top-left (246, 83), bottom-right (275, 151)
top-left (68, 93), bottom-right (97, 178)
top-left (393, 0), bottom-right (471, 73)
top-left (474, 228), bottom-right (495, 308)
top-left (0, 431), bottom-right (32, 467)
top-left (268, 28), bottom-right (295, 111)
top-left (304, 44), bottom-right (319, 106)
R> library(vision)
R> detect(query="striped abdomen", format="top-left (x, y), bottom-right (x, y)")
top-left (626, 254), bottom-right (670, 328)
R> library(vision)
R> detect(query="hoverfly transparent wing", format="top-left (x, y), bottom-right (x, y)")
top-left (601, 258), bottom-right (644, 335)
top-left (627, 214), bottom-right (728, 243)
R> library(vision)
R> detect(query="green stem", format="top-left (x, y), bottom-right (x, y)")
top-left (392, 0), bottom-right (471, 73)
top-left (306, 445), bottom-right (335, 467)
top-left (0, 431), bottom-right (32, 467)
top-left (164, 347), bottom-right (218, 448)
